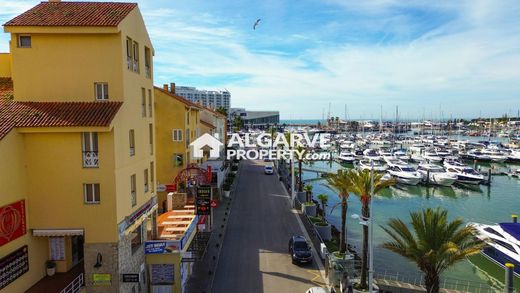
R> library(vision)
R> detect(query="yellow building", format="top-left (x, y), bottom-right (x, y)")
top-left (0, 1), bottom-right (156, 292)
top-left (154, 84), bottom-right (203, 211)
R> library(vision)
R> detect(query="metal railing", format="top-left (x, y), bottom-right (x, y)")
top-left (82, 151), bottom-right (99, 168)
top-left (60, 272), bottom-right (84, 293)
top-left (374, 270), bottom-right (504, 293)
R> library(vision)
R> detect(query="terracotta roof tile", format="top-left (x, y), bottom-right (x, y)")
top-left (4, 2), bottom-right (137, 27)
top-left (0, 78), bottom-right (13, 99)
top-left (0, 100), bottom-right (122, 140)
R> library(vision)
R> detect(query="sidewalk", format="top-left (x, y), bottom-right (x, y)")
top-left (185, 164), bottom-right (241, 293)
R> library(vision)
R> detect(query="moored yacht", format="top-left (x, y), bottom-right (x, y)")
top-left (358, 159), bottom-right (387, 172)
top-left (417, 163), bottom-right (457, 186)
top-left (337, 151), bottom-right (357, 164)
top-left (469, 221), bottom-right (520, 278)
top-left (445, 166), bottom-right (484, 185)
top-left (423, 148), bottom-right (443, 163)
top-left (363, 149), bottom-right (382, 161)
top-left (387, 162), bottom-right (423, 185)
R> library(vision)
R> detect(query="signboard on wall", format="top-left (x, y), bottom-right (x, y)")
top-left (0, 245), bottom-right (29, 290)
top-left (144, 240), bottom-right (181, 254)
top-left (0, 200), bottom-right (26, 247)
top-left (196, 185), bottom-right (211, 215)
top-left (122, 274), bottom-right (139, 283)
top-left (93, 274), bottom-right (112, 286)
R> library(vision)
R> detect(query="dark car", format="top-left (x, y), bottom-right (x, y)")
top-left (288, 236), bottom-right (313, 264)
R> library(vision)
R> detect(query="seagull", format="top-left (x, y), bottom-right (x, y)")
top-left (253, 18), bottom-right (261, 30)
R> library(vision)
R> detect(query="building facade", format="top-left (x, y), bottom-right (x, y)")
top-left (229, 108), bottom-right (280, 129)
top-left (0, 1), bottom-right (156, 292)
top-left (175, 85), bottom-right (231, 110)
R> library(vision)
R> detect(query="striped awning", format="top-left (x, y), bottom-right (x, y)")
top-left (33, 229), bottom-right (84, 237)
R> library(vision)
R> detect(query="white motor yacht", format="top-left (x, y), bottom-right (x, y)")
top-left (358, 159), bottom-right (387, 172)
top-left (417, 163), bottom-right (457, 186)
top-left (386, 162), bottom-right (423, 185)
top-left (337, 151), bottom-right (357, 164)
top-left (507, 150), bottom-right (520, 163)
top-left (392, 149), bottom-right (411, 162)
top-left (468, 221), bottom-right (520, 278)
top-left (443, 157), bottom-right (467, 169)
top-left (423, 148), bottom-right (443, 163)
top-left (445, 166), bottom-right (484, 185)
top-left (362, 149), bottom-right (382, 161)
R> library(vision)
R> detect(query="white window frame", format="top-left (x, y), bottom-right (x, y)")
top-left (82, 132), bottom-right (99, 168)
top-left (83, 183), bottom-right (100, 204)
top-left (18, 35), bottom-right (31, 48)
top-left (172, 129), bottom-right (183, 142)
top-left (126, 37), bottom-right (133, 70)
top-left (95, 83), bottom-right (109, 101)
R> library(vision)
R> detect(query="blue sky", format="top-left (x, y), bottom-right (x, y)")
top-left (1, 0), bottom-right (520, 120)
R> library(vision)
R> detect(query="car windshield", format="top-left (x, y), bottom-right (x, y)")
top-left (294, 241), bottom-right (308, 250)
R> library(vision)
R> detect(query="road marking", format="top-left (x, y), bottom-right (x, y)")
top-left (307, 269), bottom-right (326, 287)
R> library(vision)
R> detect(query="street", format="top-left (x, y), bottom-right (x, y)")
top-left (212, 160), bottom-right (325, 293)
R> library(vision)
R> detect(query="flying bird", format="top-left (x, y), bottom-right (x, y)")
top-left (253, 19), bottom-right (261, 30)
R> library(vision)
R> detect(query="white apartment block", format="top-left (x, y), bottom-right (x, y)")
top-left (176, 86), bottom-right (231, 109)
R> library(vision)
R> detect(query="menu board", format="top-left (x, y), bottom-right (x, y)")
top-left (0, 246), bottom-right (29, 290)
top-left (150, 264), bottom-right (174, 285)
top-left (49, 237), bottom-right (65, 261)
top-left (196, 185), bottom-right (212, 215)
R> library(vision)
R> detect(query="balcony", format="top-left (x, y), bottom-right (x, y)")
top-left (82, 151), bottom-right (98, 168)
top-left (26, 261), bottom-right (84, 293)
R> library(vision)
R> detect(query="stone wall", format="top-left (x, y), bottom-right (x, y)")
top-left (84, 242), bottom-right (119, 292)
top-left (118, 232), bottom-right (146, 293)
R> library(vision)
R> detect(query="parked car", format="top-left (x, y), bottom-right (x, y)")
top-left (264, 162), bottom-right (274, 174)
top-left (288, 235), bottom-right (312, 264)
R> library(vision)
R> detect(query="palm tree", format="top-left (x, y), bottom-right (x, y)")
top-left (303, 184), bottom-right (313, 202)
top-left (316, 194), bottom-right (328, 219)
top-left (381, 208), bottom-right (485, 293)
top-left (347, 169), bottom-right (395, 289)
top-left (325, 169), bottom-right (352, 253)
top-left (296, 145), bottom-right (307, 191)
top-left (216, 106), bottom-right (228, 117)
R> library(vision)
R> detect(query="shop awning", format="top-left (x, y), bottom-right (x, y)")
top-left (33, 229), bottom-right (84, 237)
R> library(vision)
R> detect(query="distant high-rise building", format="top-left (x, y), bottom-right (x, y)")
top-left (176, 86), bottom-right (231, 109)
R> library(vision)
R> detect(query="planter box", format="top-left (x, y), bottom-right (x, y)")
top-left (302, 203), bottom-right (316, 217)
top-left (224, 190), bottom-right (230, 198)
top-left (296, 191), bottom-right (307, 203)
top-left (314, 222), bottom-right (332, 241)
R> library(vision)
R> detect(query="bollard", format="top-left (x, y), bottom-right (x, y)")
top-left (513, 214), bottom-right (518, 223)
top-left (505, 263), bottom-right (514, 293)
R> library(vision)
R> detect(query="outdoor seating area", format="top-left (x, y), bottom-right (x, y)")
top-left (157, 206), bottom-right (197, 240)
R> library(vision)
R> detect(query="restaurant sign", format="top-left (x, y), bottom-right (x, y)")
top-left (196, 185), bottom-right (212, 215)
top-left (144, 240), bottom-right (181, 254)
top-left (0, 200), bottom-right (26, 247)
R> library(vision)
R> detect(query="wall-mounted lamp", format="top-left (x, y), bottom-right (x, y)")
top-left (93, 253), bottom-right (103, 268)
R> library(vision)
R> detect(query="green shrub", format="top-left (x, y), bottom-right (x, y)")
top-left (315, 221), bottom-right (329, 227)
top-left (307, 216), bottom-right (321, 224)
top-left (324, 240), bottom-right (338, 252)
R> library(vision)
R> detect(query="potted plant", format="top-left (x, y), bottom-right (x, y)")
top-left (46, 260), bottom-right (56, 276)
top-left (301, 201), bottom-right (317, 217)
top-left (314, 221), bottom-right (332, 241)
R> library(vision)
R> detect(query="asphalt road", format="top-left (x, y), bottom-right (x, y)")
top-left (212, 160), bottom-right (325, 293)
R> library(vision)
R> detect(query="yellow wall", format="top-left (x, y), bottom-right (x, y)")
top-left (24, 131), bottom-right (118, 243)
top-left (0, 131), bottom-right (48, 293)
top-left (0, 53), bottom-right (11, 77)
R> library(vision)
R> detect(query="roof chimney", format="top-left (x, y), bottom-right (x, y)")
top-left (163, 84), bottom-right (168, 91)
top-left (170, 83), bottom-right (176, 94)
